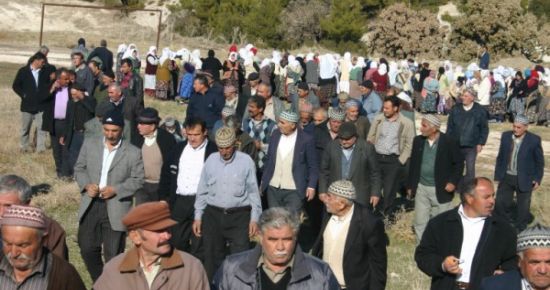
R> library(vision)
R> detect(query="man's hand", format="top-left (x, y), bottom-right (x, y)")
top-left (59, 137), bottom-right (65, 146)
top-left (445, 183), bottom-right (456, 192)
top-left (442, 256), bottom-right (463, 274)
top-left (406, 189), bottom-right (414, 199)
top-left (318, 193), bottom-right (328, 203)
top-left (99, 186), bottom-right (117, 199)
top-left (254, 140), bottom-right (262, 150)
top-left (370, 196), bottom-right (380, 208)
top-left (192, 220), bottom-right (202, 237)
top-left (476, 145), bottom-right (483, 153)
top-left (533, 181), bottom-right (540, 191)
top-left (85, 184), bottom-right (99, 198)
top-left (306, 188), bottom-right (316, 201)
top-left (249, 222), bottom-right (258, 238)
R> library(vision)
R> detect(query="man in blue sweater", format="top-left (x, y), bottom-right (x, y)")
top-left (185, 74), bottom-right (225, 132)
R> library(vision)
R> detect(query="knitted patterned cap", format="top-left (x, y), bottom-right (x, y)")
top-left (514, 115), bottom-right (529, 125)
top-left (215, 126), bottom-right (236, 147)
top-left (517, 223), bottom-right (550, 252)
top-left (345, 99), bottom-right (361, 109)
top-left (328, 180), bottom-right (356, 200)
top-left (328, 107), bottom-right (345, 121)
top-left (279, 110), bottom-right (299, 123)
top-left (0, 205), bottom-right (46, 230)
top-left (221, 106), bottom-right (236, 117)
top-left (422, 114), bottom-right (441, 128)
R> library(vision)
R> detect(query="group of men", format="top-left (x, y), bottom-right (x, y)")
top-left (4, 43), bottom-right (547, 290)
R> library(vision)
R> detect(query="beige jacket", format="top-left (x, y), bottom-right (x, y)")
top-left (367, 112), bottom-right (415, 164)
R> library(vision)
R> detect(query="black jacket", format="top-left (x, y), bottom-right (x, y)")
top-left (479, 269), bottom-right (522, 290)
top-left (12, 65), bottom-right (52, 113)
top-left (236, 84), bottom-right (254, 119)
top-left (158, 140), bottom-right (217, 203)
top-left (407, 133), bottom-right (464, 203)
top-left (62, 95), bottom-right (96, 146)
top-left (415, 208), bottom-right (518, 290)
top-left (135, 127), bottom-right (176, 163)
top-left (201, 56), bottom-right (223, 80)
top-left (447, 103), bottom-right (489, 148)
top-left (98, 97), bottom-right (142, 146)
top-left (312, 202), bottom-right (387, 290)
top-left (87, 46), bottom-right (114, 72)
top-left (314, 120), bottom-right (334, 160)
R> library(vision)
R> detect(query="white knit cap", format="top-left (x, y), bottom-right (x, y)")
top-left (279, 110), bottom-right (299, 123)
top-left (517, 224), bottom-right (550, 252)
top-left (215, 126), bottom-right (236, 147)
top-left (328, 180), bottom-right (356, 200)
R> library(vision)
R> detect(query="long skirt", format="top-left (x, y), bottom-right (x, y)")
top-left (488, 97), bottom-right (507, 116)
top-left (421, 93), bottom-right (437, 113)
top-left (349, 80), bottom-right (361, 99)
top-left (144, 74), bottom-right (156, 90)
top-left (155, 80), bottom-right (170, 100)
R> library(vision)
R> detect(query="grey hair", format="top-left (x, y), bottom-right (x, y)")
top-left (313, 107), bottom-right (328, 118)
top-left (259, 207), bottom-right (300, 235)
top-left (463, 87), bottom-right (478, 98)
top-left (108, 83), bottom-right (122, 93)
top-left (38, 45), bottom-right (49, 55)
top-left (0, 175), bottom-right (32, 203)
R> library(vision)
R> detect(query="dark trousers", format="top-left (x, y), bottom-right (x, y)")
top-left (170, 195), bottom-right (201, 255)
top-left (459, 146), bottom-right (477, 193)
top-left (267, 186), bottom-right (303, 213)
top-left (376, 154), bottom-right (403, 213)
top-left (135, 182), bottom-right (159, 205)
top-left (51, 119), bottom-right (71, 177)
top-left (495, 174), bottom-right (532, 231)
top-left (78, 199), bottom-right (126, 282)
top-left (67, 130), bottom-right (85, 175)
top-left (202, 205), bottom-right (251, 279)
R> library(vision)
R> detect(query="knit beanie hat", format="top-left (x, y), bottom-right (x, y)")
top-left (517, 224), bottom-right (550, 252)
top-left (0, 205), bottom-right (46, 230)
top-left (279, 110), bottom-right (299, 123)
top-left (215, 126), bottom-right (236, 148)
top-left (422, 114), bottom-right (441, 128)
top-left (328, 180), bottom-right (356, 200)
top-left (328, 107), bottom-right (346, 121)
top-left (222, 106), bottom-right (236, 118)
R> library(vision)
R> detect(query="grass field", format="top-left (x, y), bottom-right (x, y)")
top-left (0, 61), bottom-right (548, 289)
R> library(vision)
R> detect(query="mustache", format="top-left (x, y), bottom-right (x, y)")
top-left (273, 251), bottom-right (288, 257)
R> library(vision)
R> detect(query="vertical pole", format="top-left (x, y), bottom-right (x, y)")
top-left (156, 10), bottom-right (162, 50)
top-left (39, 3), bottom-right (45, 46)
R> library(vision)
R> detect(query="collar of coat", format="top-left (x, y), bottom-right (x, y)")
top-left (118, 247), bottom-right (184, 273)
top-left (235, 245), bottom-right (311, 285)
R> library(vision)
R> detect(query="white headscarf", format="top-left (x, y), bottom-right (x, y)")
top-left (191, 49), bottom-right (202, 69)
top-left (369, 61), bottom-right (378, 70)
top-left (229, 51), bottom-right (238, 62)
top-left (147, 46), bottom-right (157, 55)
top-left (467, 62), bottom-right (480, 72)
top-left (272, 51), bottom-right (282, 65)
top-left (176, 48), bottom-right (190, 63)
top-left (122, 48), bottom-right (136, 60)
top-left (117, 44), bottom-right (127, 54)
top-left (260, 58), bottom-right (271, 68)
top-left (305, 53), bottom-right (315, 62)
top-left (378, 63), bottom-right (388, 76)
top-left (388, 62), bottom-right (398, 85)
top-left (319, 54), bottom-right (337, 79)
top-left (159, 47), bottom-right (171, 64)
top-left (444, 60), bottom-right (454, 82)
top-left (356, 57), bottom-right (367, 68)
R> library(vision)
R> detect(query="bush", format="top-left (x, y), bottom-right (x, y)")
top-left (366, 3), bottom-right (445, 59)
top-left (278, 0), bottom-right (331, 49)
top-left (320, 0), bottom-right (366, 52)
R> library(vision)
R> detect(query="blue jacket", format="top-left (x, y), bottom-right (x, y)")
top-left (494, 131), bottom-right (544, 192)
top-left (213, 245), bottom-right (340, 290)
top-left (479, 52), bottom-right (490, 70)
top-left (186, 88), bottom-right (225, 129)
top-left (447, 102), bottom-right (489, 147)
top-left (479, 270), bottom-right (522, 290)
top-left (361, 91), bottom-right (382, 122)
top-left (261, 128), bottom-right (319, 196)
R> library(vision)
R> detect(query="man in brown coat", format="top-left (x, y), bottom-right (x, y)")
top-left (94, 201), bottom-right (210, 290)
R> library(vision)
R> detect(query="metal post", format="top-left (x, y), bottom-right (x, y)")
top-left (156, 10), bottom-right (162, 50)
top-left (39, 3), bottom-right (45, 46)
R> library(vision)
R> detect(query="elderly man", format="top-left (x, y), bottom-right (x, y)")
top-left (368, 95), bottom-right (415, 217)
top-left (313, 180), bottom-right (387, 290)
top-left (213, 207), bottom-right (340, 290)
top-left (0, 175), bottom-right (68, 260)
top-left (0, 205), bottom-right (86, 289)
top-left (94, 202), bottom-right (209, 290)
top-left (257, 83), bottom-right (285, 122)
top-left (319, 122), bottom-right (381, 208)
top-left (74, 109), bottom-right (144, 282)
top-left (415, 177), bottom-right (518, 290)
top-left (314, 107), bottom-right (346, 159)
top-left (447, 88), bottom-right (489, 193)
top-left (135, 108), bottom-right (176, 205)
top-left (299, 102), bottom-right (316, 134)
top-left (494, 115), bottom-right (544, 232)
top-left (313, 107), bottom-right (328, 125)
top-left (344, 99), bottom-right (371, 140)
top-left (261, 110), bottom-right (319, 212)
top-left (98, 83), bottom-right (141, 146)
top-left (223, 85), bottom-right (238, 110)
top-left (407, 114), bottom-right (464, 242)
top-left (192, 127), bottom-right (262, 278)
top-left (480, 224), bottom-right (550, 290)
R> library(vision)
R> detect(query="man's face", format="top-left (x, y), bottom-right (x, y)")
top-left (224, 92), bottom-right (236, 100)
top-left (257, 85), bottom-right (271, 99)
top-left (277, 119), bottom-right (296, 136)
top-left (313, 112), bottom-right (326, 125)
top-left (1, 226), bottom-right (43, 272)
top-left (137, 123), bottom-right (157, 137)
top-left (72, 55), bottom-right (83, 67)
top-left (420, 119), bottom-right (437, 137)
top-left (464, 180), bottom-right (495, 217)
top-left (299, 111), bottom-right (311, 126)
top-left (329, 119), bottom-right (342, 134)
top-left (250, 80), bottom-right (259, 88)
top-left (513, 123), bottom-right (528, 137)
top-left (360, 86), bottom-right (371, 95)
top-left (57, 72), bottom-right (70, 87)
top-left (88, 63), bottom-right (100, 75)
top-left (70, 89), bottom-right (84, 101)
top-left (32, 59), bottom-right (45, 69)
top-left (519, 248), bottom-right (550, 290)
top-left (346, 106), bottom-right (359, 121)
top-left (120, 62), bottom-right (131, 74)
top-left (102, 75), bottom-right (114, 86)
top-left (131, 229), bottom-right (172, 257)
top-left (108, 88), bottom-right (122, 102)
top-left (193, 80), bottom-right (205, 93)
top-left (185, 125), bottom-right (207, 149)
top-left (260, 225), bottom-right (296, 268)
top-left (248, 102), bottom-right (262, 119)
top-left (297, 88), bottom-right (308, 98)
top-left (462, 92), bottom-right (474, 106)
top-left (339, 136), bottom-right (357, 149)
top-left (322, 193), bottom-right (347, 215)
top-left (382, 101), bottom-right (398, 119)
top-left (103, 124), bottom-right (123, 145)
top-left (0, 193), bottom-right (22, 216)
top-left (218, 145), bottom-right (235, 160)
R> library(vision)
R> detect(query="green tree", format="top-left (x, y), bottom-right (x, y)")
top-left (321, 0), bottom-right (366, 51)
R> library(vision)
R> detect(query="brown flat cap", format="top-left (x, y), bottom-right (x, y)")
top-left (122, 201), bottom-right (177, 231)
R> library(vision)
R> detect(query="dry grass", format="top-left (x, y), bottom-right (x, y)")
top-left (0, 61), bottom-right (549, 289)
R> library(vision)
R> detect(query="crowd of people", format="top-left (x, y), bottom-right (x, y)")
top-left (3, 37), bottom-right (548, 290)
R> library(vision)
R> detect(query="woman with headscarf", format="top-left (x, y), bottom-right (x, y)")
top-left (488, 70), bottom-right (507, 122)
top-left (177, 62), bottom-right (195, 103)
top-left (222, 51), bottom-right (243, 90)
top-left (339, 52), bottom-right (352, 94)
top-left (437, 66), bottom-right (450, 114)
top-left (421, 70), bottom-right (439, 113)
top-left (155, 47), bottom-right (172, 100)
top-left (116, 44), bottom-right (127, 82)
top-left (364, 61), bottom-right (377, 81)
top-left (509, 71), bottom-right (528, 119)
top-left (349, 56), bottom-right (365, 99)
top-left (305, 53), bottom-right (319, 90)
top-left (285, 55), bottom-right (304, 101)
top-left (388, 61), bottom-right (399, 86)
top-left (144, 46), bottom-right (158, 97)
top-left (318, 53), bottom-right (338, 108)
top-left (371, 63), bottom-right (389, 95)
top-left (122, 44), bottom-right (141, 75)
